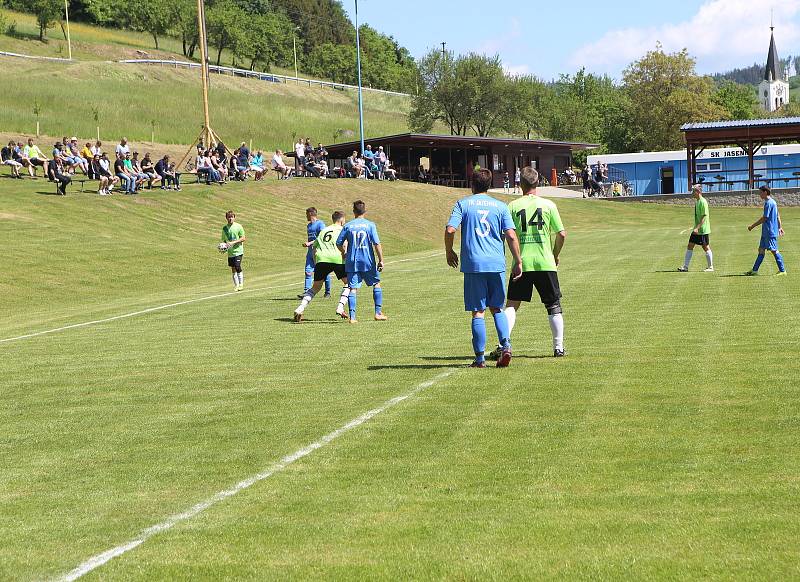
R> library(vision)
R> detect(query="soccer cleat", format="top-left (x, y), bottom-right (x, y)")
top-left (336, 306), bottom-right (348, 319)
top-left (236, 284), bottom-right (243, 291)
top-left (775, 271), bottom-right (787, 276)
top-left (324, 292), bottom-right (331, 298)
top-left (677, 266), bottom-right (688, 272)
top-left (293, 311), bottom-right (303, 323)
top-left (745, 270), bottom-right (759, 276)
top-left (554, 349), bottom-right (566, 358)
top-left (469, 360), bottom-right (487, 368)
top-left (496, 346), bottom-right (512, 368)
top-left (703, 267), bottom-right (714, 272)
top-left (348, 318), bottom-right (358, 324)
top-left (297, 293), bottom-right (306, 299)
top-left (374, 313), bottom-right (388, 321)
top-left (487, 345), bottom-right (502, 361)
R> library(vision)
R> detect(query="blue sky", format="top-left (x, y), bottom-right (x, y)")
top-left (343, 0), bottom-right (800, 80)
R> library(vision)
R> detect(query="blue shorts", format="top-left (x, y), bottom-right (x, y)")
top-left (348, 269), bottom-right (380, 288)
top-left (760, 234), bottom-right (778, 251)
top-left (463, 272), bottom-right (506, 312)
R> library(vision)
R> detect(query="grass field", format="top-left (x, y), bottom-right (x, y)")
top-left (1, 176), bottom-right (799, 580)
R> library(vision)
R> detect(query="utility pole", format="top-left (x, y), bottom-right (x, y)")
top-left (293, 26), bottom-right (300, 84)
top-left (64, 0), bottom-right (72, 60)
top-left (441, 41), bottom-right (446, 59)
top-left (355, 0), bottom-right (365, 156)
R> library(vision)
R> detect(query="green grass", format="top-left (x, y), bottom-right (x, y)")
top-left (1, 176), bottom-right (799, 580)
top-left (0, 58), bottom-right (413, 149)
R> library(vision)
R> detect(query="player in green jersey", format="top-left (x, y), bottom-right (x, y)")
top-left (490, 167), bottom-right (567, 358)
top-left (294, 211), bottom-right (352, 322)
top-left (678, 184), bottom-right (713, 272)
top-left (221, 210), bottom-right (246, 291)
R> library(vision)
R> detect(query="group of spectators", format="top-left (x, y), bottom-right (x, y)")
top-left (1, 136), bottom-right (181, 195)
top-left (194, 141), bottom-right (276, 184)
top-left (581, 162), bottom-right (608, 198)
top-left (341, 144), bottom-right (396, 180)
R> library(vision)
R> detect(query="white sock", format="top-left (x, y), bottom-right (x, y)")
top-left (338, 287), bottom-right (350, 309)
top-left (232, 273), bottom-right (238, 288)
top-left (706, 250), bottom-right (713, 268)
top-left (297, 289), bottom-right (317, 313)
top-left (683, 250), bottom-right (693, 268)
top-left (549, 314), bottom-right (564, 351)
top-left (238, 272), bottom-right (244, 286)
top-left (504, 306), bottom-right (517, 335)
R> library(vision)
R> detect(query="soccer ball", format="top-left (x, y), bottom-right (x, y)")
top-left (217, 242), bottom-right (228, 253)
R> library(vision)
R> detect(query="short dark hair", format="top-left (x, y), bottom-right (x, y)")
top-left (225, 210), bottom-right (235, 219)
top-left (472, 169), bottom-right (493, 194)
top-left (353, 200), bottom-right (366, 216)
top-left (520, 167), bottom-right (539, 192)
top-left (306, 207), bottom-right (318, 216)
top-left (332, 210), bottom-right (345, 222)
top-left (759, 185), bottom-right (771, 194)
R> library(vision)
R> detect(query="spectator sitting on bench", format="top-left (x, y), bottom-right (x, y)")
top-left (303, 153), bottom-right (322, 178)
top-left (235, 148), bottom-right (250, 180)
top-left (272, 149), bottom-right (291, 179)
top-left (117, 152), bottom-right (138, 193)
top-left (13, 142), bottom-right (35, 178)
top-left (47, 157), bottom-right (71, 195)
top-left (68, 138), bottom-right (89, 174)
top-left (140, 152), bottom-right (161, 189)
top-left (155, 155), bottom-right (181, 190)
top-left (91, 140), bottom-right (103, 157)
top-left (24, 138), bottom-right (47, 176)
top-left (91, 154), bottom-right (112, 195)
top-left (384, 158), bottom-right (397, 181)
top-left (250, 150), bottom-right (265, 180)
top-left (211, 151), bottom-right (228, 182)
top-left (2, 141), bottom-right (23, 179)
top-left (98, 153), bottom-right (118, 193)
top-left (345, 150), bottom-right (362, 178)
top-left (130, 152), bottom-right (150, 190)
top-left (82, 142), bottom-right (96, 178)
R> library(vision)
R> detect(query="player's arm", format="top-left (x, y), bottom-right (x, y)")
top-left (778, 211), bottom-right (785, 236)
top-left (374, 243), bottom-right (384, 271)
top-left (694, 215), bottom-right (706, 233)
top-left (748, 216), bottom-right (766, 231)
top-left (553, 230), bottom-right (566, 266)
top-left (444, 226), bottom-right (458, 269)
top-left (504, 228), bottom-right (522, 281)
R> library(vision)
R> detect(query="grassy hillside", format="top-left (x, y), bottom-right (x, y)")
top-left (1, 176), bottom-right (799, 579)
top-left (0, 57), bottom-right (413, 150)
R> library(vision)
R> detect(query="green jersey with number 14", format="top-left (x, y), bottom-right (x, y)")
top-left (508, 195), bottom-right (564, 272)
top-left (314, 224), bottom-right (344, 264)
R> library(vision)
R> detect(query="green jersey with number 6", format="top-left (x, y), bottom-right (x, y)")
top-left (314, 224), bottom-right (344, 264)
top-left (508, 196), bottom-right (564, 271)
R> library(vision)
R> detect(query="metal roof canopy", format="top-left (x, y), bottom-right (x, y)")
top-left (681, 117), bottom-right (800, 192)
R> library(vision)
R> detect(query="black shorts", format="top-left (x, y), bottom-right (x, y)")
top-left (227, 254), bottom-right (243, 269)
top-left (507, 271), bottom-right (561, 305)
top-left (688, 233), bottom-right (709, 246)
top-left (314, 262), bottom-right (347, 281)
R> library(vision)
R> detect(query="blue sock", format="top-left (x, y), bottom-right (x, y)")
top-left (304, 272), bottom-right (313, 291)
top-left (775, 252), bottom-right (786, 272)
top-left (373, 286), bottom-right (383, 315)
top-left (753, 254), bottom-right (765, 272)
top-left (348, 292), bottom-right (357, 320)
top-left (493, 311), bottom-right (511, 348)
top-left (325, 274), bottom-right (332, 294)
top-left (471, 317), bottom-right (486, 361)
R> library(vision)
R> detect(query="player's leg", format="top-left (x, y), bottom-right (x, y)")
top-left (324, 273), bottom-right (332, 297)
top-left (229, 265), bottom-right (238, 289)
top-left (701, 242), bottom-right (713, 271)
top-left (370, 270), bottom-right (387, 320)
top-left (504, 300), bottom-right (522, 335)
top-left (294, 280), bottom-right (325, 321)
top-left (748, 246), bottom-right (766, 275)
top-left (680, 241), bottom-right (696, 271)
top-left (771, 248), bottom-right (786, 273)
top-left (336, 279), bottom-right (350, 318)
top-left (490, 304), bottom-right (512, 368)
top-left (464, 274), bottom-right (488, 367)
top-left (347, 272), bottom-right (362, 322)
top-left (471, 311), bottom-right (487, 367)
top-left (533, 272), bottom-right (564, 356)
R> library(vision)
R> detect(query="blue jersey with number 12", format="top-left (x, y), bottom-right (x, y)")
top-left (447, 194), bottom-right (514, 273)
top-left (336, 217), bottom-right (380, 272)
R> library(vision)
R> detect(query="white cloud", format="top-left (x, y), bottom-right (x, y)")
top-left (569, 0), bottom-right (800, 77)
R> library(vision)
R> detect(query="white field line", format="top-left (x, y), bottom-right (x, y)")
top-left (53, 368), bottom-right (457, 582)
top-left (1, 252), bottom-right (444, 345)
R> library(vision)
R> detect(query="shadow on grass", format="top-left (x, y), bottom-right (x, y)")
top-left (273, 317), bottom-right (340, 325)
top-left (368, 363), bottom-right (466, 370)
top-left (36, 190), bottom-right (63, 196)
top-left (269, 297), bottom-right (301, 302)
top-left (420, 355), bottom-right (555, 361)
top-left (718, 273), bottom-right (751, 277)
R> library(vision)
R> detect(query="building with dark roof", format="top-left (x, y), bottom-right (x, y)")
top-left (758, 26), bottom-right (789, 112)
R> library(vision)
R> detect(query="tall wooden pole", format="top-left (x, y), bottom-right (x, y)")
top-left (197, 0), bottom-right (211, 147)
top-left (64, 0), bottom-right (72, 60)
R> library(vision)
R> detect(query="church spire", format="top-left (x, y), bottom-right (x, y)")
top-left (765, 25), bottom-right (781, 82)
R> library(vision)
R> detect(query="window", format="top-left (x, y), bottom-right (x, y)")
top-left (696, 162), bottom-right (721, 172)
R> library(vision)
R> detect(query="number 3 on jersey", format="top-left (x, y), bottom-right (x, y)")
top-left (516, 207), bottom-right (543, 232)
top-left (475, 209), bottom-right (491, 238)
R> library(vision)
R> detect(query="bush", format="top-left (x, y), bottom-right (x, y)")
top-left (0, 10), bottom-right (9, 34)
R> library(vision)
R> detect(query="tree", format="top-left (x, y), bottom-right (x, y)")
top-left (713, 80), bottom-right (758, 120)
top-left (305, 42), bottom-right (356, 85)
top-left (504, 76), bottom-right (555, 139)
top-left (30, 0), bottom-right (61, 41)
top-left (456, 54), bottom-right (511, 136)
top-left (126, 0), bottom-right (171, 49)
top-left (238, 11), bottom-right (294, 71)
top-left (173, 0), bottom-right (198, 58)
top-left (624, 44), bottom-right (726, 151)
top-left (409, 49), bottom-right (471, 135)
top-left (205, 0), bottom-right (246, 66)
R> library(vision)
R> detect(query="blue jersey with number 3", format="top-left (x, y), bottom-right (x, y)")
top-left (447, 194), bottom-right (514, 273)
top-left (337, 217), bottom-right (380, 272)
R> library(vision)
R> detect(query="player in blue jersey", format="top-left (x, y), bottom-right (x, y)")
top-left (746, 186), bottom-right (786, 276)
top-left (445, 169), bottom-right (522, 368)
top-left (336, 200), bottom-right (388, 322)
top-left (300, 207), bottom-right (332, 298)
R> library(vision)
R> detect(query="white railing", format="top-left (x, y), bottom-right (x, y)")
top-left (0, 50), bottom-right (72, 62)
top-left (118, 58), bottom-right (411, 97)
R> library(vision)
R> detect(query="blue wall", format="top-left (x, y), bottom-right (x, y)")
top-left (608, 151), bottom-right (800, 195)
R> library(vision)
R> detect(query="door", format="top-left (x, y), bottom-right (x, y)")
top-left (660, 167), bottom-right (675, 194)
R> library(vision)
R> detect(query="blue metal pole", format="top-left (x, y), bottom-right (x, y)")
top-left (355, 0), bottom-right (365, 155)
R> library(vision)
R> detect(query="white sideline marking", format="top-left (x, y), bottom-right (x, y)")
top-left (54, 369), bottom-right (456, 582)
top-left (680, 228), bottom-right (690, 234)
top-left (1, 253), bottom-right (444, 345)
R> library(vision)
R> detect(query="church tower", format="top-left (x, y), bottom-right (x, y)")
top-left (758, 26), bottom-right (789, 112)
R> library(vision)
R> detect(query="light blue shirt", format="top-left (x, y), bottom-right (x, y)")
top-left (306, 219), bottom-right (325, 259)
top-left (337, 217), bottom-right (380, 272)
top-left (763, 198), bottom-right (779, 237)
top-left (447, 194), bottom-right (514, 273)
